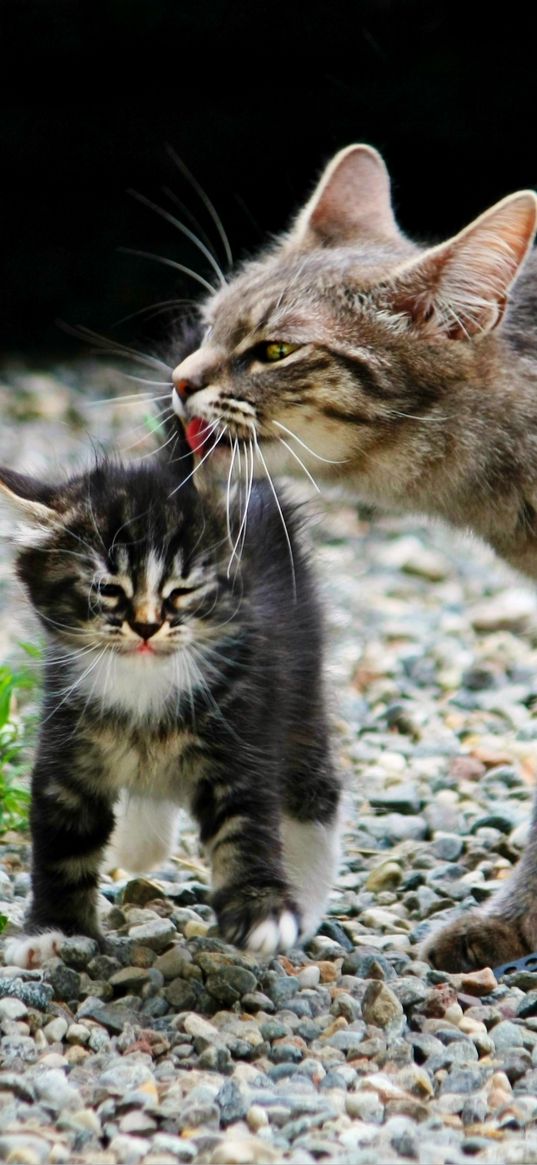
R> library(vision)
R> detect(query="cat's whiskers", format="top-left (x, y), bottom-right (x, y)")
top-left (128, 189), bottom-right (227, 288)
top-left (111, 298), bottom-right (195, 329)
top-left (165, 144), bottom-right (233, 270)
top-left (225, 437), bottom-right (239, 546)
top-left (119, 376), bottom-right (173, 388)
top-left (61, 324), bottom-right (172, 374)
top-left (88, 391), bottom-right (171, 408)
top-left (276, 435), bottom-right (321, 494)
top-left (272, 420), bottom-right (350, 465)
top-left (138, 428), bottom-right (180, 462)
top-left (42, 647), bottom-right (108, 723)
top-left (38, 611), bottom-right (92, 637)
top-left (387, 408), bottom-right (455, 423)
top-left (253, 433), bottom-right (297, 601)
top-left (163, 185), bottom-right (222, 264)
top-left (167, 425), bottom-right (228, 497)
top-left (119, 248), bottom-right (218, 296)
top-left (227, 438), bottom-right (254, 574)
top-left (44, 642), bottom-right (103, 666)
top-left (117, 408), bottom-right (176, 455)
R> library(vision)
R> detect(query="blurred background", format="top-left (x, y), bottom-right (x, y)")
top-left (3, 0), bottom-right (536, 359)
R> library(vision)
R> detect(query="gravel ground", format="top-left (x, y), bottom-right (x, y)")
top-left (1, 363), bottom-right (537, 1164)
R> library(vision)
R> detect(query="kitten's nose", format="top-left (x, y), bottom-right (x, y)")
top-left (131, 622), bottom-right (161, 641)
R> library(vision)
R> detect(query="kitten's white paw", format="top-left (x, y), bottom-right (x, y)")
top-left (246, 910), bottom-right (299, 955)
top-left (3, 930), bottom-right (66, 969)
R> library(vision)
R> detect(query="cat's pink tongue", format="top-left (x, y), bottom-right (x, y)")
top-left (185, 417), bottom-right (211, 453)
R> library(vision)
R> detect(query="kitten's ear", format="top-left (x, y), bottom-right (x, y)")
top-left (0, 468), bottom-right (60, 544)
top-left (290, 144), bottom-right (400, 248)
top-left (381, 191), bottom-right (537, 339)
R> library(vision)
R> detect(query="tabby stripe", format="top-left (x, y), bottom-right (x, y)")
top-left (331, 352), bottom-right (391, 399)
top-left (320, 405), bottom-right (372, 425)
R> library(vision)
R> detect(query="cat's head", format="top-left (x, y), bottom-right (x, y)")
top-left (171, 144), bottom-right (537, 473)
top-left (0, 455), bottom-right (234, 660)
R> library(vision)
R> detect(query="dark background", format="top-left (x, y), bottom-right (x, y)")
top-left (3, 0), bottom-right (535, 358)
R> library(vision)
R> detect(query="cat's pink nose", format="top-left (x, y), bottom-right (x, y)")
top-left (175, 378), bottom-right (195, 400)
top-left (172, 346), bottom-right (222, 399)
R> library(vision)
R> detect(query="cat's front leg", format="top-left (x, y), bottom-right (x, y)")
top-left (423, 824), bottom-right (537, 972)
top-left (191, 777), bottom-right (301, 955)
top-left (4, 752), bottom-right (115, 969)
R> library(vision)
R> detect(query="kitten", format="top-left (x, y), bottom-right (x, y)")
top-left (169, 145), bottom-right (537, 972)
top-left (0, 439), bottom-right (341, 969)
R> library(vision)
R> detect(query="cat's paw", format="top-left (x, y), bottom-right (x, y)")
top-left (246, 911), bottom-right (299, 955)
top-left (422, 911), bottom-right (529, 972)
top-left (3, 930), bottom-right (66, 969)
top-left (214, 885), bottom-right (302, 954)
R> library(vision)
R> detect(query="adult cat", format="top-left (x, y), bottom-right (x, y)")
top-left (170, 144), bottom-right (537, 972)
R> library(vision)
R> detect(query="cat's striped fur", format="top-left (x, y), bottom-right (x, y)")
top-left (169, 145), bottom-right (537, 972)
top-left (0, 449), bottom-right (341, 968)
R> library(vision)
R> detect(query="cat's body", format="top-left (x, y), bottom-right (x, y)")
top-left (0, 453), bottom-right (341, 969)
top-left (169, 145), bottom-right (537, 971)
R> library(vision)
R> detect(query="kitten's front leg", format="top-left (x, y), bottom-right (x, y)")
top-left (423, 816), bottom-right (537, 972)
top-left (4, 751), bottom-right (115, 969)
top-left (191, 777), bottom-right (300, 955)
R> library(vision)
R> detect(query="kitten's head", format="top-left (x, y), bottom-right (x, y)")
top-left (171, 145), bottom-right (537, 473)
top-left (0, 454), bottom-right (233, 660)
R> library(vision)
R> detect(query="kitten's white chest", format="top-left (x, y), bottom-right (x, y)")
top-left (76, 647), bottom-right (199, 720)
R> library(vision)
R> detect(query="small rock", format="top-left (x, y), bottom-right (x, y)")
top-left (206, 966), bottom-right (257, 1005)
top-left (119, 1110), bottom-right (157, 1135)
top-left (127, 918), bottom-right (176, 951)
top-left (58, 935), bottom-right (99, 968)
top-left (361, 980), bottom-right (404, 1031)
top-left (0, 977), bottom-right (54, 1010)
top-left (121, 877), bottom-right (167, 905)
top-left (163, 978), bottom-right (200, 1010)
top-left (365, 862), bottom-right (403, 892)
top-left (209, 1137), bottom-right (280, 1164)
top-left (0, 996), bottom-right (27, 1020)
top-left (109, 966), bottom-right (153, 994)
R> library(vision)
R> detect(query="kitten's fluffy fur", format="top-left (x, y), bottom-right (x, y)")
top-left (170, 145), bottom-right (537, 972)
top-left (0, 447), bottom-right (341, 969)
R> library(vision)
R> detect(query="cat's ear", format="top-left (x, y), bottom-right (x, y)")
top-left (381, 191), bottom-right (537, 339)
top-left (290, 144), bottom-right (400, 248)
top-left (0, 468), bottom-right (60, 545)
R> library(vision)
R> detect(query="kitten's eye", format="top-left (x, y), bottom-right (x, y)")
top-left (259, 342), bottom-right (301, 363)
top-left (98, 583), bottom-right (126, 600)
top-left (165, 585), bottom-right (202, 610)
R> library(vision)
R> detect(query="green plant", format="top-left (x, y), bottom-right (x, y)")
top-left (0, 643), bottom-right (41, 834)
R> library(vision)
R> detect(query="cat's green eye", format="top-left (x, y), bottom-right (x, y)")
top-left (261, 342), bottom-right (300, 363)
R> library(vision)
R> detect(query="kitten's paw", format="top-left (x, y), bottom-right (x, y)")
top-left (3, 930), bottom-right (66, 969)
top-left (247, 910), bottom-right (300, 955)
top-left (214, 885), bottom-right (302, 954)
top-left (422, 912), bottom-right (529, 972)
